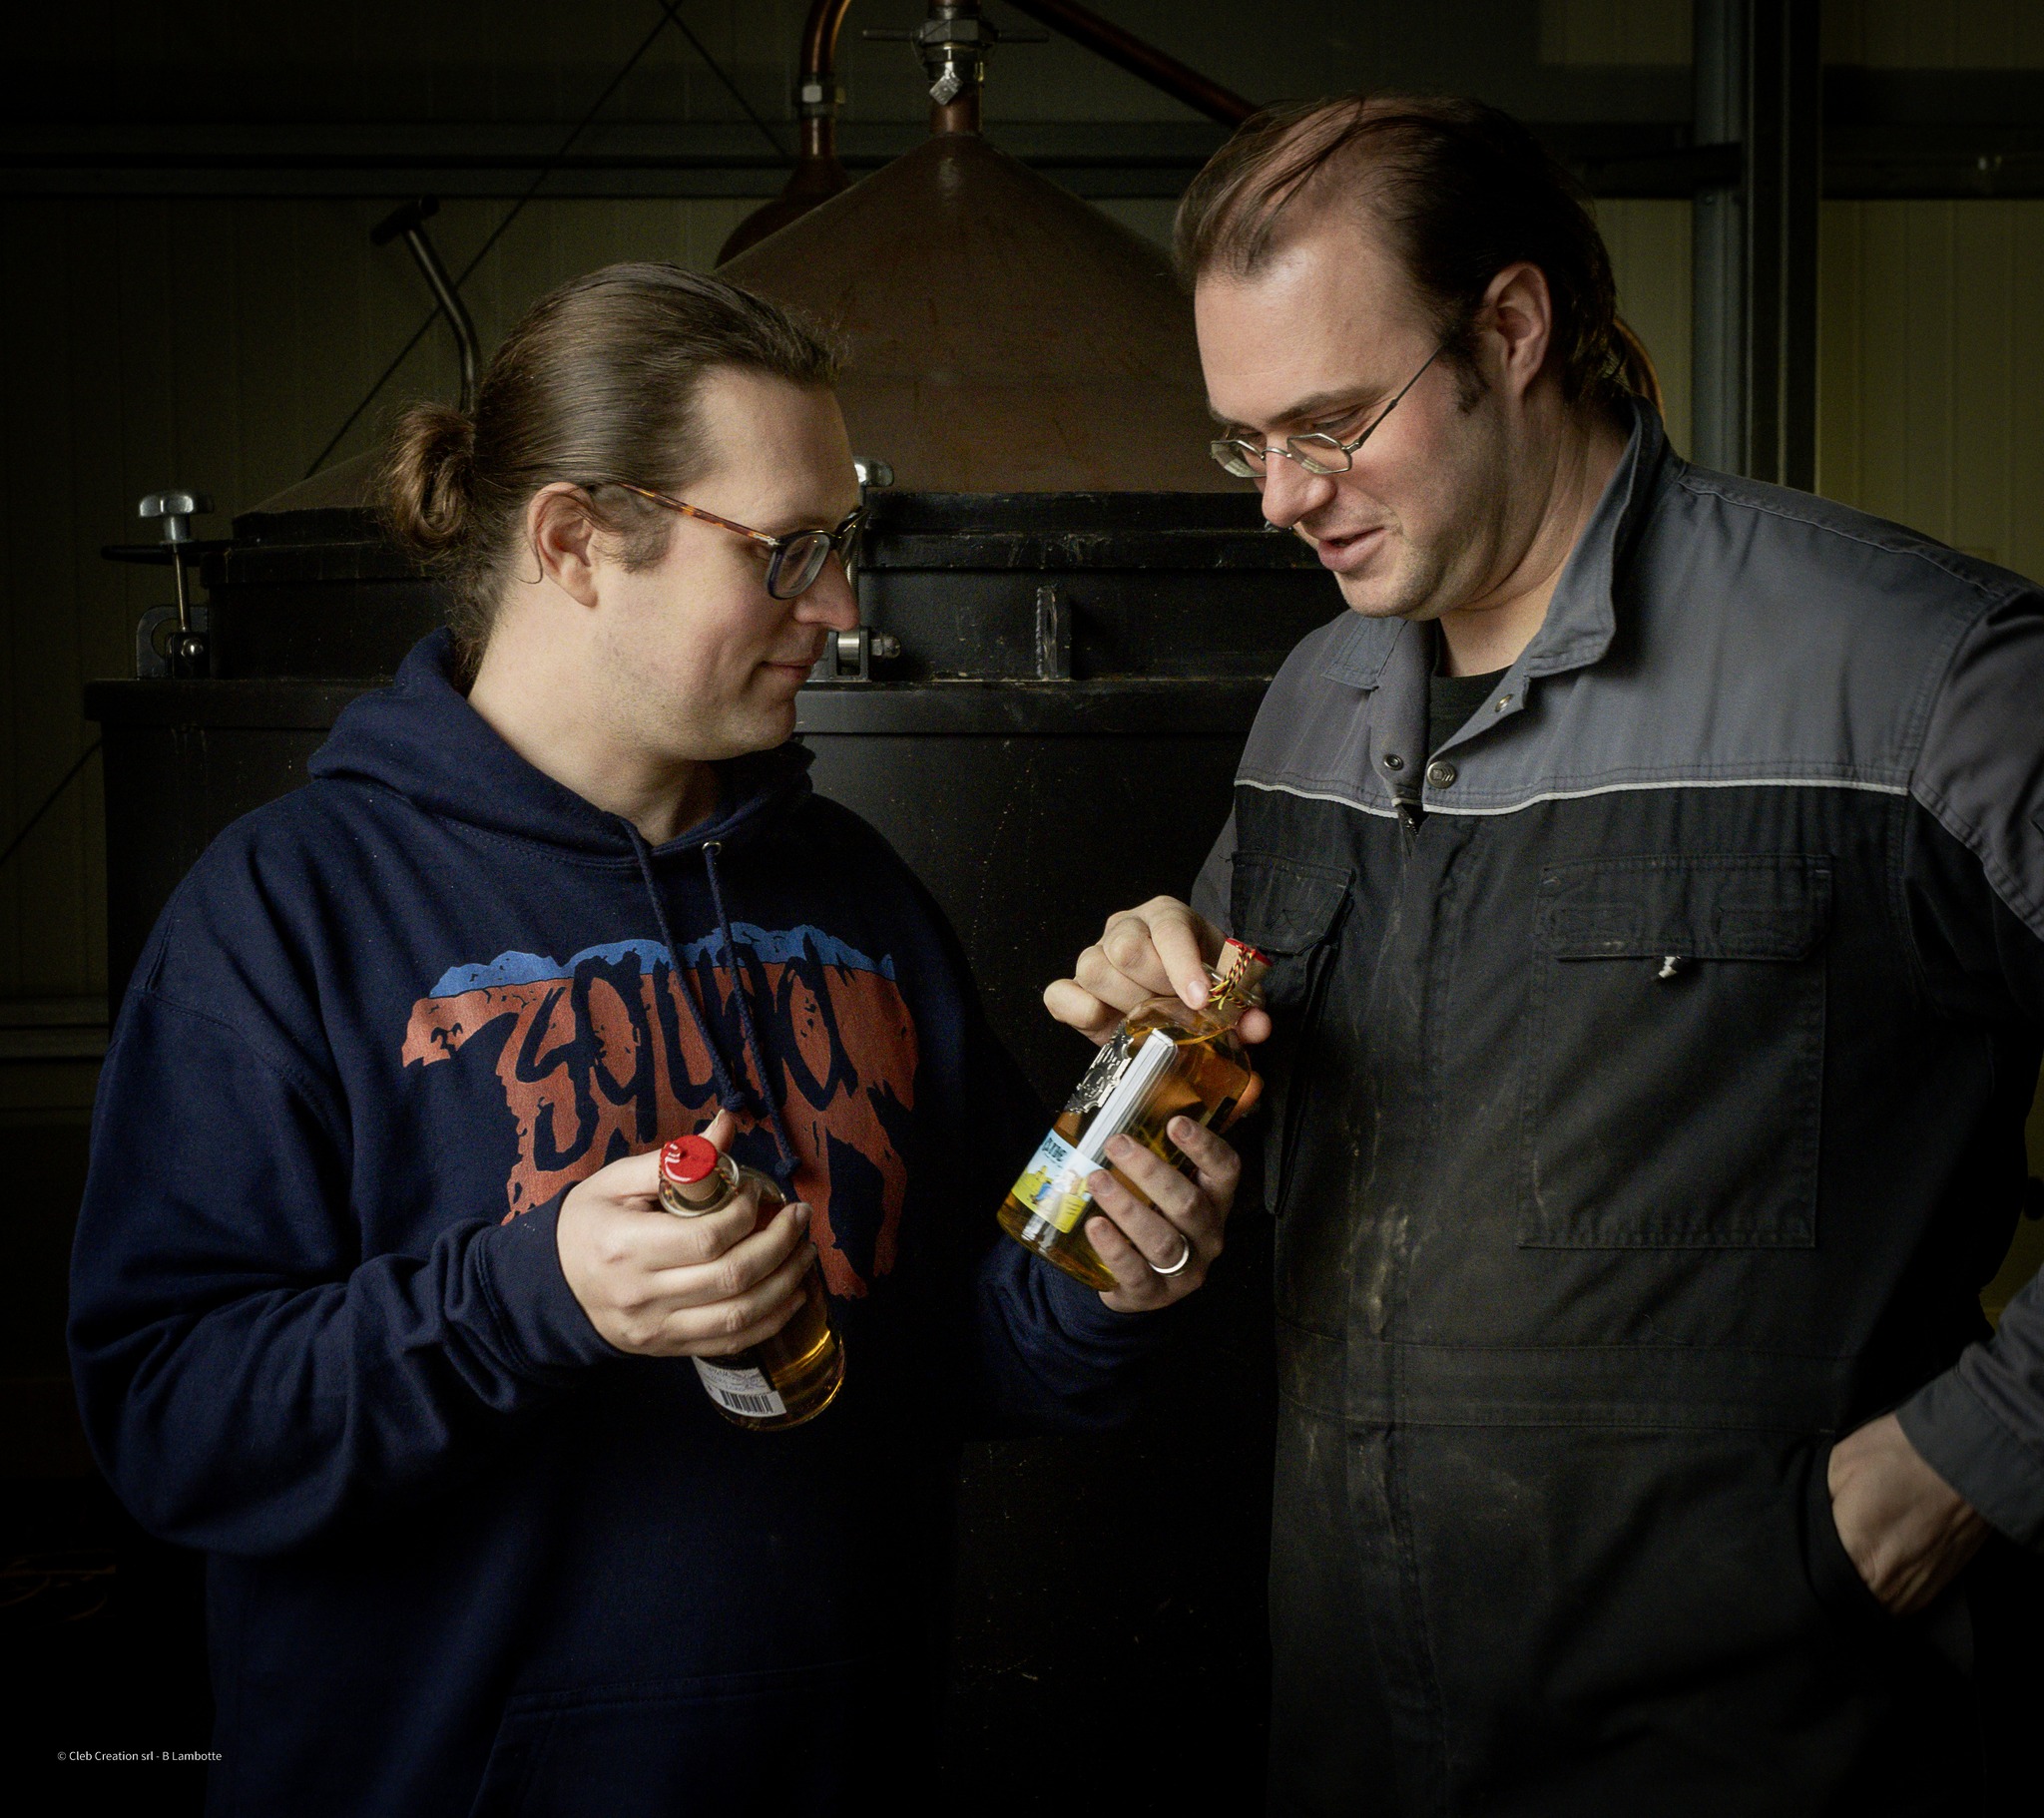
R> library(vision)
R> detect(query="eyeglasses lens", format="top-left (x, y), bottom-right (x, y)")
top-left (1210, 439), bottom-right (1268, 479)
top-left (1289, 435), bottom-right (1349, 476)
top-left (768, 532), bottom-right (833, 601)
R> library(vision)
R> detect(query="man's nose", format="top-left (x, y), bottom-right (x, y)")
top-left (797, 561), bottom-right (860, 631)
top-left (1258, 450), bottom-right (1337, 531)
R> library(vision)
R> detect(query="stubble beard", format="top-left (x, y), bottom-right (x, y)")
top-left (1332, 529), bottom-right (1453, 625)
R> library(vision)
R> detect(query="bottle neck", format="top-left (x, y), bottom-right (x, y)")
top-left (662, 1153), bottom-right (739, 1213)
top-left (1205, 947), bottom-right (1271, 1028)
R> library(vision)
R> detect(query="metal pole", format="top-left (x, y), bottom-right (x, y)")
top-left (1692, 0), bottom-right (1747, 474)
top-left (1753, 0), bottom-right (1821, 488)
top-left (1693, 1), bottom-right (1821, 485)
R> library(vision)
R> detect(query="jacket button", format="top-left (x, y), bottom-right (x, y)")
top-left (1382, 753), bottom-right (1405, 771)
top-left (1427, 759), bottom-right (1457, 788)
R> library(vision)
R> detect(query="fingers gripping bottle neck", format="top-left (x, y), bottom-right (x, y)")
top-left (999, 939), bottom-right (1271, 1290)
top-left (658, 1136), bottom-right (845, 1430)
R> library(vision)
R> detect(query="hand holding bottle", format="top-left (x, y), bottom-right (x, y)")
top-left (1080, 1115), bottom-right (1242, 1312)
top-left (557, 1111), bottom-right (816, 1359)
top-left (1009, 931), bottom-right (1263, 1305)
top-left (1044, 895), bottom-right (1274, 1049)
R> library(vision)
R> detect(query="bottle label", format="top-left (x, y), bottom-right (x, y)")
top-left (693, 1359), bottom-right (787, 1421)
top-left (1010, 1029), bottom-right (1179, 1235)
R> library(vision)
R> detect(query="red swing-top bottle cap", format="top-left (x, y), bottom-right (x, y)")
top-left (661, 1136), bottom-right (720, 1185)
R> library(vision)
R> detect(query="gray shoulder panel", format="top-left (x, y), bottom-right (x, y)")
top-left (1430, 467), bottom-right (2015, 813)
top-left (1909, 583), bottom-right (2044, 941)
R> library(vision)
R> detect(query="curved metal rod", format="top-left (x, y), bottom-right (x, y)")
top-left (404, 230), bottom-right (481, 415)
top-left (371, 198), bottom-right (480, 413)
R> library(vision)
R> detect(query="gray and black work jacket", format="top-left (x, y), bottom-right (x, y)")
top-left (1194, 401), bottom-right (2044, 1812)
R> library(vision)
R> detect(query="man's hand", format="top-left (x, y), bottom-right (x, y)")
top-left (1827, 1412), bottom-right (1989, 1614)
top-left (1085, 1116), bottom-right (1242, 1313)
top-left (557, 1111), bottom-right (814, 1358)
top-left (1044, 896), bottom-right (1272, 1047)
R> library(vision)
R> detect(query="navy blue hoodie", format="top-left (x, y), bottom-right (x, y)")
top-left (69, 631), bottom-right (1160, 1816)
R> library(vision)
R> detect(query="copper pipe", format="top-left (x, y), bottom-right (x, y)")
top-left (718, 0), bottom-right (857, 261)
top-left (928, 1), bottom-right (984, 136)
top-left (1000, 0), bottom-right (1255, 127)
top-left (932, 92), bottom-right (981, 135)
top-left (797, 0), bottom-right (855, 165)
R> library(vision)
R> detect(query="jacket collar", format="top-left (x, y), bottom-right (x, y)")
top-left (1319, 396), bottom-right (1666, 692)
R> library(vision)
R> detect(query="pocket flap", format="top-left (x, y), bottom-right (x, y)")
top-left (1231, 853), bottom-right (1351, 957)
top-left (1537, 855), bottom-right (1831, 961)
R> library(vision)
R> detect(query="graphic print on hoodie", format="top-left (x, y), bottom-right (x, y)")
top-left (402, 926), bottom-right (916, 1295)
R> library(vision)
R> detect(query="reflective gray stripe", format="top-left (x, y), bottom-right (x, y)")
top-left (1237, 777), bottom-right (1400, 817)
top-left (1240, 773), bottom-right (1908, 817)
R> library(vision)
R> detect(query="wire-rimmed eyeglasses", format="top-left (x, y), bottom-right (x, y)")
top-left (611, 483), bottom-right (866, 601)
top-left (1210, 341), bottom-right (1447, 480)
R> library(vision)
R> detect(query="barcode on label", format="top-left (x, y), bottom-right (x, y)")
top-left (693, 1358), bottom-right (787, 1420)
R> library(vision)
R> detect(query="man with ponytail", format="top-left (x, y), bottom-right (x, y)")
top-left (69, 263), bottom-right (1238, 1815)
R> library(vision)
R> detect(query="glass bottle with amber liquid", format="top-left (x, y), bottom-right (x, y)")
top-left (659, 1136), bottom-right (845, 1430)
top-left (999, 939), bottom-right (1270, 1290)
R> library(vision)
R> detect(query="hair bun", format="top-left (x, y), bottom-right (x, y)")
top-left (377, 402), bottom-right (477, 564)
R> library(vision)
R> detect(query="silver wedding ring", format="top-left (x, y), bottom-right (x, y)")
top-left (1151, 1231), bottom-right (1194, 1277)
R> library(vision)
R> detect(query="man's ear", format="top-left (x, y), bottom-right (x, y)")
top-left (526, 483), bottom-right (604, 609)
top-left (1480, 260), bottom-right (1554, 401)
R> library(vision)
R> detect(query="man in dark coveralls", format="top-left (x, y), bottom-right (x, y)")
top-left (1049, 95), bottom-right (2044, 1812)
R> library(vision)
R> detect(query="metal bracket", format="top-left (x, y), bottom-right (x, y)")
top-left (136, 603), bottom-right (212, 679)
top-left (808, 626), bottom-right (902, 683)
top-left (1034, 584), bottom-right (1072, 681)
top-left (862, 3), bottom-right (1045, 108)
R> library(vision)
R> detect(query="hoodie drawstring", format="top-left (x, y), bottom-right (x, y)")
top-left (627, 825), bottom-right (800, 1193)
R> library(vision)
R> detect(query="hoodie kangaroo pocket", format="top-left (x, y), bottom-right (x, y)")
top-left (469, 1659), bottom-right (895, 1818)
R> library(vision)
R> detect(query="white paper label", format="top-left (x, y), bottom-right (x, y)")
top-left (693, 1359), bottom-right (787, 1420)
top-left (1008, 1029), bottom-right (1178, 1234)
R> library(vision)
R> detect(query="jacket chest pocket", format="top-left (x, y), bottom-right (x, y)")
top-left (1230, 852), bottom-right (1351, 1216)
top-left (1518, 854), bottom-right (1829, 1248)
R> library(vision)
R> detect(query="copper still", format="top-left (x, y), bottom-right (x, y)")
top-left (718, 2), bottom-right (1242, 492)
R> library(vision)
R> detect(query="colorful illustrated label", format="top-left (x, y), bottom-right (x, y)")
top-left (1009, 1029), bottom-right (1179, 1234)
top-left (693, 1359), bottom-right (787, 1421)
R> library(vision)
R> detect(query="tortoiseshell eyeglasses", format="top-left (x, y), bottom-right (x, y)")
top-left (610, 483), bottom-right (866, 601)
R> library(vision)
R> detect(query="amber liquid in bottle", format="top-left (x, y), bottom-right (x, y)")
top-left (999, 940), bottom-right (1270, 1290)
top-left (659, 1136), bottom-right (844, 1430)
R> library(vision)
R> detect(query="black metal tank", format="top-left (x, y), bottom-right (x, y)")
top-left (90, 480), bottom-right (1331, 1807)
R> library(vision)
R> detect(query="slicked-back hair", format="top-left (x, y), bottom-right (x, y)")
top-left (1175, 94), bottom-right (1637, 414)
top-left (378, 262), bottom-right (840, 678)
